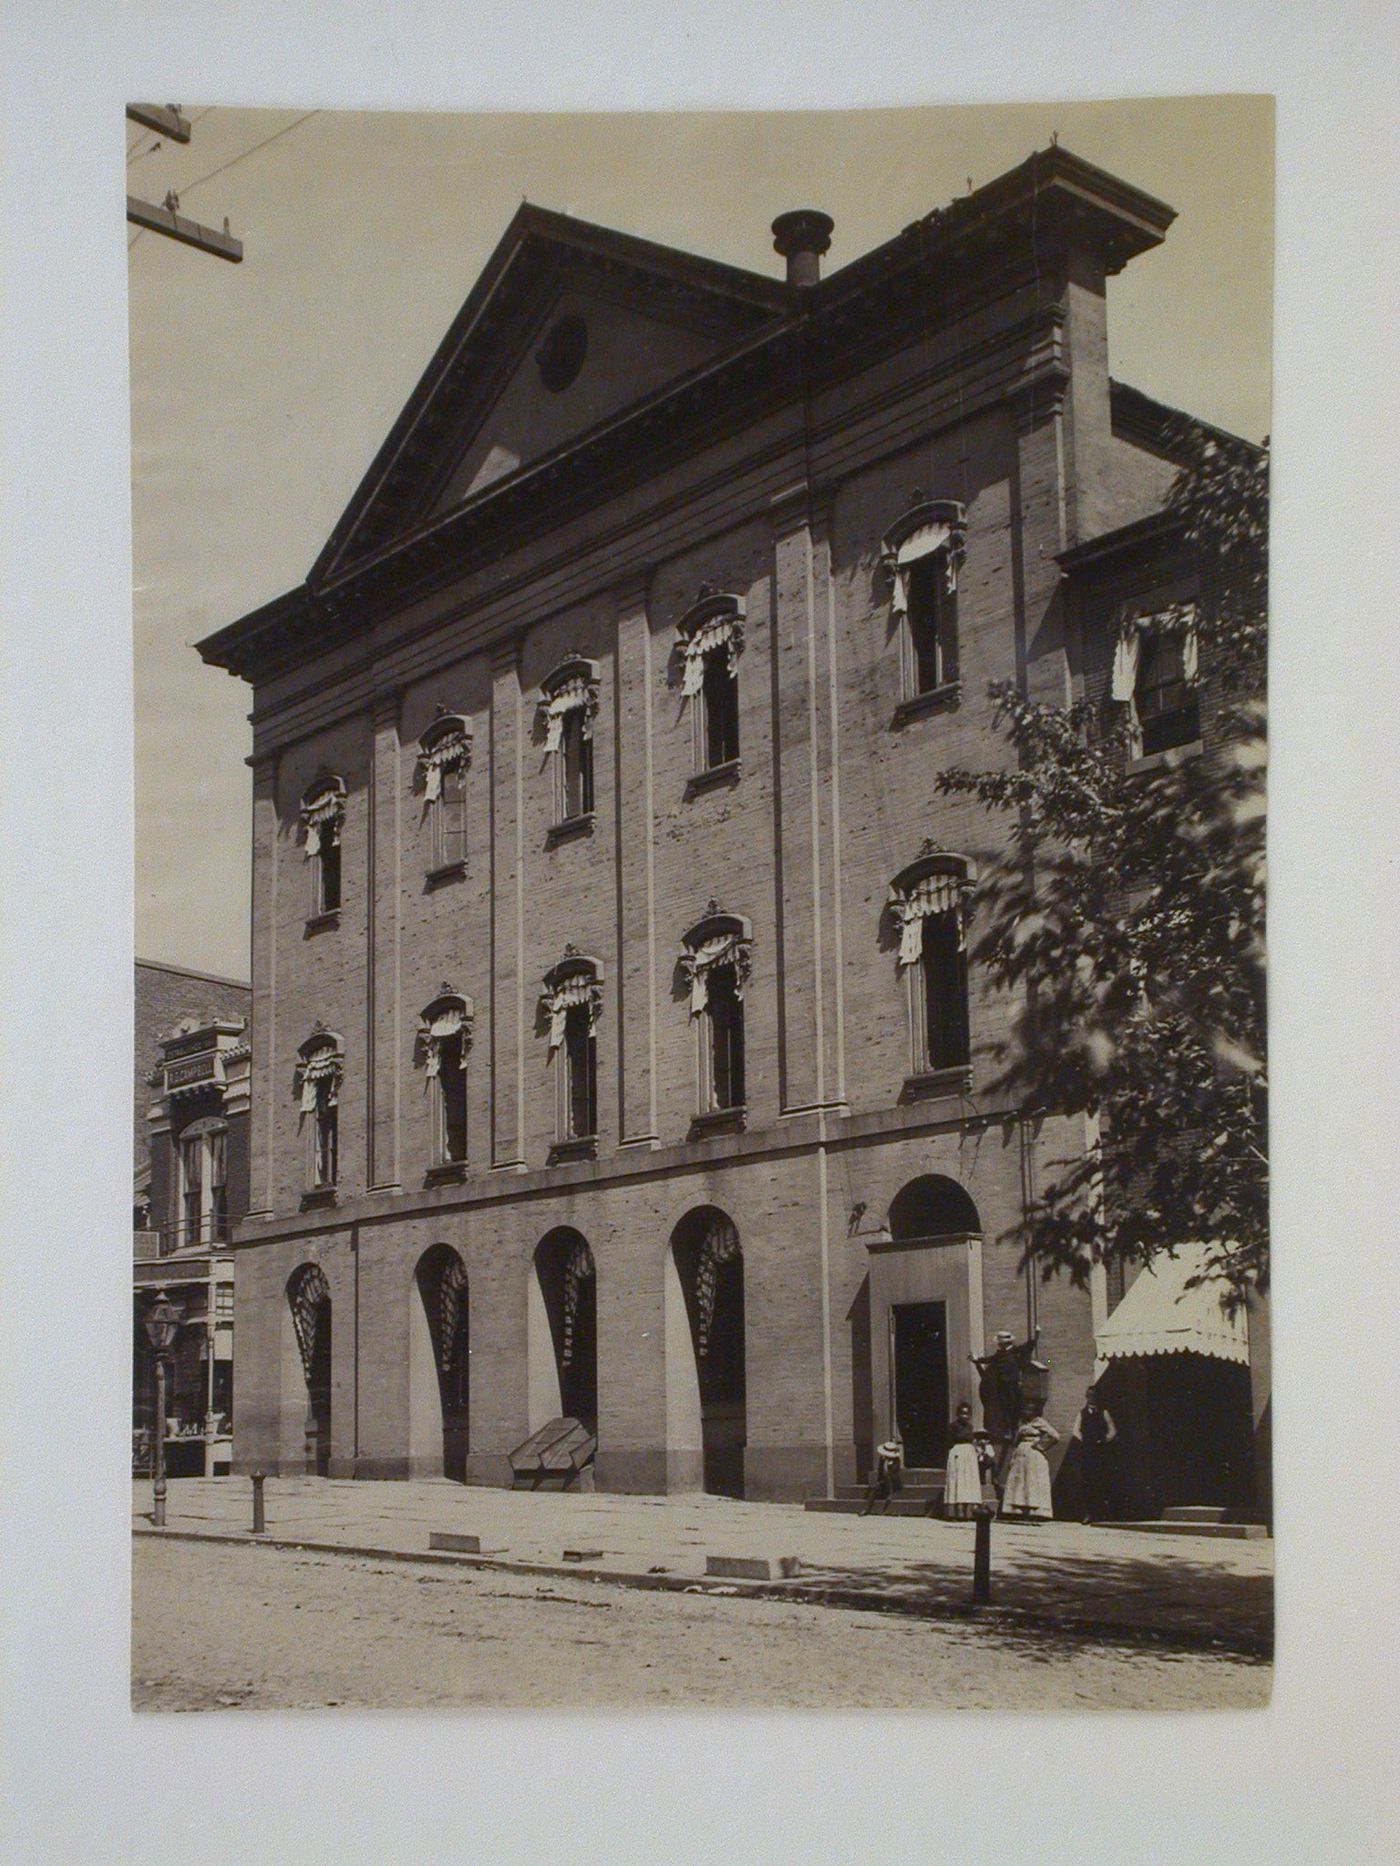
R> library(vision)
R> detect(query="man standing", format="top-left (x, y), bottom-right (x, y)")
top-left (971, 1328), bottom-right (1043, 1479)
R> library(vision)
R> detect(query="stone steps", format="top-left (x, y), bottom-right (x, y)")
top-left (805, 1496), bottom-right (945, 1517)
top-left (1106, 1519), bottom-right (1270, 1540)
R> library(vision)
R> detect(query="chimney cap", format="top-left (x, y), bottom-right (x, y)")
top-left (771, 209), bottom-right (834, 262)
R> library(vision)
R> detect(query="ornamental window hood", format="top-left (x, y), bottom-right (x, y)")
top-left (676, 589), bottom-right (745, 699)
top-left (888, 852), bottom-right (975, 967)
top-left (416, 712), bottom-right (473, 801)
top-left (681, 905), bottom-right (754, 1016)
top-left (295, 1027), bottom-right (344, 1113)
top-left (538, 656), bottom-right (600, 754)
top-left (417, 987), bottom-right (474, 1078)
top-left (1111, 601), bottom-right (1199, 701)
top-left (879, 497), bottom-right (967, 619)
top-left (300, 774), bottom-right (346, 857)
top-left (541, 950), bottom-right (604, 1052)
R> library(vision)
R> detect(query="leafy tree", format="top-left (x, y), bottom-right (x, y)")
top-left (938, 425), bottom-right (1268, 1303)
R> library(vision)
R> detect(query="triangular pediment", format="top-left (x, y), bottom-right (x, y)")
top-left (309, 207), bottom-right (789, 585)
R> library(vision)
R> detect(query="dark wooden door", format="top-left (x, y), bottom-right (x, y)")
top-left (893, 1301), bottom-right (949, 1468)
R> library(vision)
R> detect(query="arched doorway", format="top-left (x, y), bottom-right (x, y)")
top-left (528, 1228), bottom-right (598, 1434)
top-left (410, 1246), bottom-right (470, 1482)
top-left (286, 1264), bottom-right (332, 1476)
top-left (667, 1207), bottom-right (746, 1498)
top-left (872, 1176), bottom-right (983, 1471)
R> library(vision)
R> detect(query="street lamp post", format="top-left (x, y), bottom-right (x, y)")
top-left (144, 1290), bottom-right (181, 1527)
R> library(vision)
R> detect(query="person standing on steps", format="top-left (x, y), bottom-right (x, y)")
top-left (941, 1401), bottom-right (981, 1519)
top-left (970, 1327), bottom-right (1043, 1482)
top-left (1071, 1382), bottom-right (1119, 1523)
top-left (860, 1434), bottom-right (905, 1516)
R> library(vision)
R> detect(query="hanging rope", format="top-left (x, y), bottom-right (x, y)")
top-left (287, 1265), bottom-right (330, 1385)
top-left (560, 1237), bottom-right (595, 1368)
top-left (694, 1214), bottom-right (740, 1358)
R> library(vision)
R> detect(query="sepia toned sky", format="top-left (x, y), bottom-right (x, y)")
top-left (131, 97), bottom-right (1273, 979)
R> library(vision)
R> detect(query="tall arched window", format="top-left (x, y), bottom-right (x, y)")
top-left (295, 1027), bottom-right (344, 1192)
top-left (416, 711), bottom-right (472, 875)
top-left (176, 1115), bottom-right (229, 1246)
top-left (889, 852), bottom-right (974, 1083)
top-left (541, 950), bottom-right (602, 1153)
top-left (676, 589), bottom-right (744, 777)
top-left (681, 906), bottom-right (752, 1128)
top-left (418, 987), bottom-right (473, 1171)
top-left (300, 773), bottom-right (346, 918)
top-left (880, 497), bottom-right (966, 710)
top-left (538, 656), bottom-right (598, 829)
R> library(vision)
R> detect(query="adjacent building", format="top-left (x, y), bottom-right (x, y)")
top-left (133, 960), bottom-right (251, 1478)
top-left (197, 146), bottom-right (1266, 1513)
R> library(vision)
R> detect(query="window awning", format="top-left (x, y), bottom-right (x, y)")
top-left (680, 612), bottom-right (744, 697)
top-left (1094, 1244), bottom-right (1249, 1371)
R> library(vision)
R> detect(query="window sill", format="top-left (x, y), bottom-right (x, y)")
top-left (686, 758), bottom-right (742, 799)
top-left (1127, 738), bottom-right (1203, 776)
top-left (900, 1066), bottom-right (972, 1104)
top-left (892, 682), bottom-right (961, 728)
top-left (425, 860), bottom-right (467, 890)
top-left (689, 1105), bottom-right (746, 1140)
top-left (548, 1135), bottom-right (597, 1165)
top-left (424, 1160), bottom-right (469, 1187)
top-left (546, 812), bottom-right (595, 848)
top-left (300, 1185), bottom-right (338, 1211)
top-left (304, 908), bottom-right (341, 936)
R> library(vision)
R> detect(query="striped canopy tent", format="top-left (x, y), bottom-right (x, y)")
top-left (1094, 1244), bottom-right (1249, 1376)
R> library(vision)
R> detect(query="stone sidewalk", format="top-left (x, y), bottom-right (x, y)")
top-left (133, 1477), bottom-right (1274, 1655)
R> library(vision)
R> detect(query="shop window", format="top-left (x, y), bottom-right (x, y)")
top-left (300, 773), bottom-right (346, 918)
top-left (175, 1117), bottom-right (229, 1246)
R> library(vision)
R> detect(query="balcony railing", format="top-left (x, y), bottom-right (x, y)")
top-left (161, 1213), bottom-right (232, 1254)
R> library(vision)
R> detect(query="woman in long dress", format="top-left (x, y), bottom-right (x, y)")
top-left (1000, 1402), bottom-right (1060, 1521)
top-left (942, 1403), bottom-right (982, 1518)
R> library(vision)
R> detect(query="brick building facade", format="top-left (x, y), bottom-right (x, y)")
top-left (133, 961), bottom-right (251, 1477)
top-left (199, 147), bottom-right (1261, 1508)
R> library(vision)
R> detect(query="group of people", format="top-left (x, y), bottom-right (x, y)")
top-left (862, 1327), bottom-right (1118, 1525)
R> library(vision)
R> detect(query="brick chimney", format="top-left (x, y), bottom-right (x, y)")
top-left (771, 209), bottom-right (834, 289)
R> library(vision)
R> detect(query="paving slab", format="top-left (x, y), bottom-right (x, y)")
top-left (132, 1476), bottom-right (1273, 1653)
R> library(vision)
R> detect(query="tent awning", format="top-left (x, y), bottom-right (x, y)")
top-left (1095, 1244), bottom-right (1249, 1371)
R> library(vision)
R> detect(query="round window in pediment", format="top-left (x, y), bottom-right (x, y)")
top-left (536, 314), bottom-right (588, 392)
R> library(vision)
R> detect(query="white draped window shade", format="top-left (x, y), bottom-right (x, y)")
top-left (560, 1237), bottom-right (595, 1368)
top-left (1111, 605), bottom-right (1199, 702)
top-left (297, 1044), bottom-right (343, 1114)
top-left (288, 1264), bottom-right (330, 1383)
top-left (420, 1002), bottom-right (471, 1078)
top-left (694, 1214), bottom-right (740, 1358)
top-left (682, 931), bottom-right (752, 1017)
top-left (880, 512), bottom-right (966, 620)
top-left (679, 613), bottom-right (744, 698)
top-left (890, 871), bottom-right (971, 967)
top-left (300, 784), bottom-right (345, 858)
top-left (543, 971), bottom-right (603, 1053)
top-left (538, 675), bottom-right (598, 754)
top-left (417, 728), bottom-right (471, 802)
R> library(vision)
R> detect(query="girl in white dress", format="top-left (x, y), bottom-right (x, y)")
top-left (1000, 1402), bottom-right (1060, 1521)
top-left (942, 1402), bottom-right (982, 1518)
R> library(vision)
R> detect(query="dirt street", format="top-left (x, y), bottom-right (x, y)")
top-left (133, 1538), bottom-right (1268, 1712)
